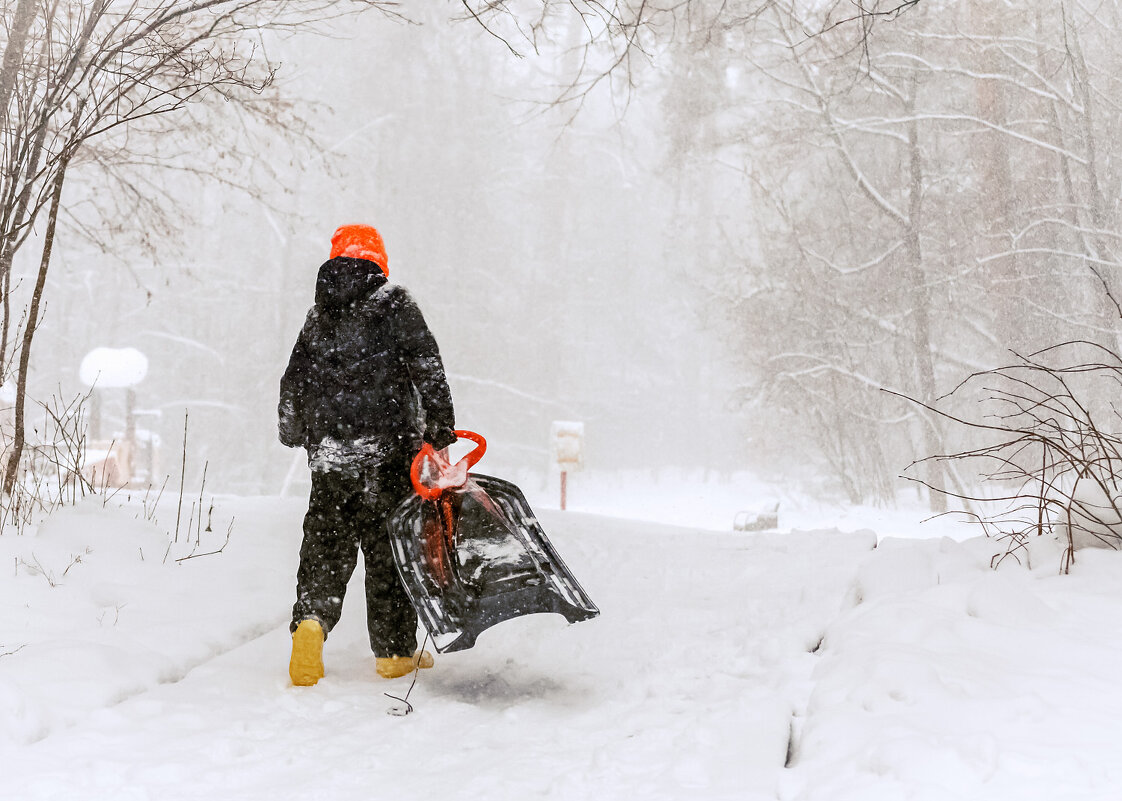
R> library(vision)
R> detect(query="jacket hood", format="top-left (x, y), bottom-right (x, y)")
top-left (315, 256), bottom-right (387, 312)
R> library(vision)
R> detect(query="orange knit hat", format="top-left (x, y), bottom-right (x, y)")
top-left (329, 224), bottom-right (388, 275)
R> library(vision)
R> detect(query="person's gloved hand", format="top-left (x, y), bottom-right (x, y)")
top-left (278, 419), bottom-right (306, 449)
top-left (278, 399), bottom-right (306, 448)
top-left (425, 427), bottom-right (457, 451)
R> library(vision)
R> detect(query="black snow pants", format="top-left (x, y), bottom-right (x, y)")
top-left (290, 448), bottom-right (418, 658)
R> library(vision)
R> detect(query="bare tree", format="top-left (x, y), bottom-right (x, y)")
top-left (456, 0), bottom-right (923, 109)
top-left (0, 0), bottom-right (930, 500)
top-left (673, 0), bottom-right (1122, 506)
top-left (0, 0), bottom-right (394, 495)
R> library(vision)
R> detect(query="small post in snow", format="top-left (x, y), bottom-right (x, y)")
top-left (550, 421), bottom-right (584, 512)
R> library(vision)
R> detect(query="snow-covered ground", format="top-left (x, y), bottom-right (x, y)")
top-left (2, 482), bottom-right (1121, 800)
top-left (529, 467), bottom-right (972, 540)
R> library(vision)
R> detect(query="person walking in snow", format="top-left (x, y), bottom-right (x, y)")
top-left (278, 224), bottom-right (456, 686)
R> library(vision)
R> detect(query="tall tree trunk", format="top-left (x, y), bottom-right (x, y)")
top-left (1, 1), bottom-right (102, 376)
top-left (2, 157), bottom-right (66, 496)
top-left (0, 117), bottom-right (50, 376)
top-left (972, 3), bottom-right (1028, 351)
top-left (0, 0), bottom-right (41, 378)
top-left (0, 0), bottom-right (38, 128)
top-left (0, 1), bottom-right (53, 376)
top-left (903, 78), bottom-right (946, 513)
top-left (1065, 13), bottom-right (1122, 340)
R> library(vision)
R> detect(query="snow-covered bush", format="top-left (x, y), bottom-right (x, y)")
top-left (896, 340), bottom-right (1122, 572)
top-left (1, 390), bottom-right (98, 535)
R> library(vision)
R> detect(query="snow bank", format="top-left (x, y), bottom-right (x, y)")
top-left (786, 534), bottom-right (1122, 800)
top-left (0, 495), bottom-right (302, 746)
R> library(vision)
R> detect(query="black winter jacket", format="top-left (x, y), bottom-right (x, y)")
top-left (278, 257), bottom-right (455, 455)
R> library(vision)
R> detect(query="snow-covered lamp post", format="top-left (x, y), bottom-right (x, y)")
top-left (551, 421), bottom-right (584, 511)
top-left (79, 347), bottom-right (148, 485)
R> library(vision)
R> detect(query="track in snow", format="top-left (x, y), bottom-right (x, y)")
top-left (1, 502), bottom-right (875, 801)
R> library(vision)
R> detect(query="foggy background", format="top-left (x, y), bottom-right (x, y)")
top-left (11, 1), bottom-right (1122, 508)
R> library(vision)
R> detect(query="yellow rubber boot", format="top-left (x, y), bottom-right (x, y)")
top-left (376, 650), bottom-right (434, 679)
top-left (289, 619), bottom-right (325, 686)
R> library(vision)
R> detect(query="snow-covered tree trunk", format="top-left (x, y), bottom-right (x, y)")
top-left (901, 78), bottom-right (947, 513)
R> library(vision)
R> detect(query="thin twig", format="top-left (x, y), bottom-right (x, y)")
top-left (0, 644), bottom-right (28, 659)
top-left (175, 516), bottom-right (234, 562)
top-left (174, 412), bottom-right (187, 544)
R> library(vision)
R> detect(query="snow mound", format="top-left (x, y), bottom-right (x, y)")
top-left (788, 534), bottom-right (1122, 800)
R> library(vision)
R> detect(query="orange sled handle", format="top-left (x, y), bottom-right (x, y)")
top-left (410, 430), bottom-right (487, 501)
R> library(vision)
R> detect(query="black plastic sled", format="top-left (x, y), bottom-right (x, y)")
top-left (388, 431), bottom-right (599, 653)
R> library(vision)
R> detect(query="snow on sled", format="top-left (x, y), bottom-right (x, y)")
top-left (388, 430), bottom-right (599, 653)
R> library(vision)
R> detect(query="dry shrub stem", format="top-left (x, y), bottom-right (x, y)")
top-left (889, 339), bottom-right (1122, 573)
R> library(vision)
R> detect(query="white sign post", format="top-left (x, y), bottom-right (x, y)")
top-left (550, 421), bottom-right (584, 511)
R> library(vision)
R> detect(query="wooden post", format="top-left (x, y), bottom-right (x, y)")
top-left (124, 387), bottom-right (136, 483)
top-left (89, 390), bottom-right (101, 439)
top-left (125, 389), bottom-right (136, 443)
top-left (551, 421), bottom-right (583, 512)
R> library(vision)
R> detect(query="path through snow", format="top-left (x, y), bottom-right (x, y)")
top-left (2, 499), bottom-right (873, 800)
top-left (4, 497), bottom-right (1122, 799)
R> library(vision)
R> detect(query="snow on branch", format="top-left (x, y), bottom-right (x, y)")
top-left (780, 20), bottom-right (907, 225)
top-left (805, 240), bottom-right (904, 274)
top-left (976, 248), bottom-right (1121, 270)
